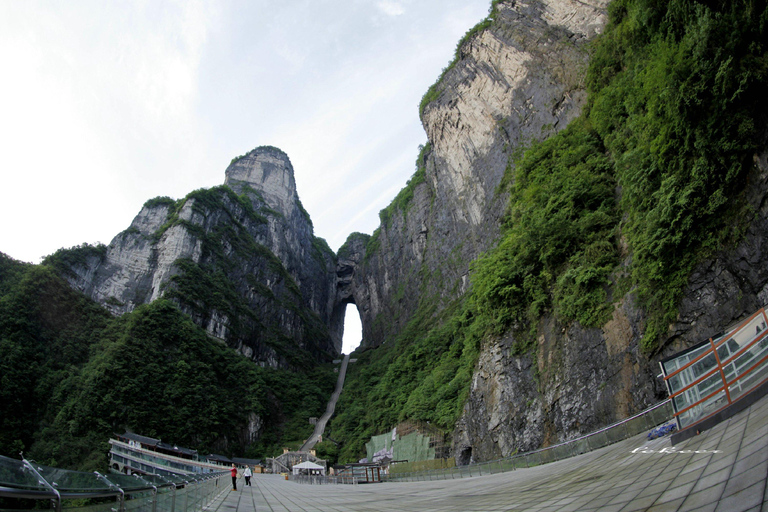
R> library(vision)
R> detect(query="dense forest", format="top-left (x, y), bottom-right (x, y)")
top-left (0, 253), bottom-right (335, 470)
top-left (1, 0), bottom-right (766, 471)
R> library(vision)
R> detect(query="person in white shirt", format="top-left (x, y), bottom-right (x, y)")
top-left (243, 465), bottom-right (252, 486)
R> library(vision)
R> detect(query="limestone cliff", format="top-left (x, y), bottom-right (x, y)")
top-left (55, 146), bottom-right (339, 368)
top-left (340, 0), bottom-right (607, 348)
top-left (337, 0), bottom-right (768, 465)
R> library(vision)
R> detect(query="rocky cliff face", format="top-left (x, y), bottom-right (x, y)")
top-left (337, 0), bottom-right (768, 464)
top-left (452, 152), bottom-right (768, 463)
top-left (340, 0), bottom-right (608, 349)
top-left (59, 146), bottom-right (340, 368)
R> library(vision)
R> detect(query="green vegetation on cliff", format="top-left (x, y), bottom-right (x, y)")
top-left (329, 298), bottom-right (481, 462)
top-left (331, 0), bottom-right (768, 462)
top-left (473, 118), bottom-right (618, 349)
top-left (476, 0), bottom-right (767, 351)
top-left (419, 1), bottom-right (504, 117)
top-left (378, 143), bottom-right (431, 229)
top-left (587, 0), bottom-right (767, 347)
top-left (0, 252), bottom-right (335, 470)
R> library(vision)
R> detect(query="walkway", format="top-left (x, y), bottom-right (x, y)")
top-left (300, 353), bottom-right (350, 452)
top-left (209, 392), bottom-right (768, 511)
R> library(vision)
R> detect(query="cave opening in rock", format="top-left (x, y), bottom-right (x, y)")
top-left (342, 303), bottom-right (362, 354)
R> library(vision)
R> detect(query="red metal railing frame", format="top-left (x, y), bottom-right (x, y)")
top-left (662, 308), bottom-right (768, 427)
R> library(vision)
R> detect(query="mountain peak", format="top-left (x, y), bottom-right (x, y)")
top-left (224, 146), bottom-right (297, 216)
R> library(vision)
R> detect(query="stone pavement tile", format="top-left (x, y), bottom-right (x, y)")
top-left (720, 426), bottom-right (744, 446)
top-left (680, 502), bottom-right (718, 512)
top-left (540, 501), bottom-right (583, 512)
top-left (620, 494), bottom-right (659, 511)
top-left (680, 456), bottom-right (712, 476)
top-left (599, 485), bottom-right (630, 500)
top-left (635, 472), bottom-right (663, 487)
top-left (635, 481), bottom-right (672, 501)
top-left (657, 480), bottom-right (697, 505)
top-left (678, 496), bottom-right (717, 512)
top-left (727, 415), bottom-right (749, 430)
top-left (714, 436), bottom-right (743, 455)
top-left (740, 429), bottom-right (768, 452)
top-left (652, 469), bottom-right (680, 487)
top-left (670, 455), bottom-right (697, 471)
top-left (647, 497), bottom-right (686, 511)
top-left (732, 447), bottom-right (768, 477)
top-left (723, 462), bottom-right (767, 498)
top-left (691, 468), bottom-right (730, 493)
top-left (676, 466), bottom-right (706, 487)
top-left (612, 487), bottom-right (644, 505)
top-left (714, 481), bottom-right (765, 512)
top-left (741, 423), bottom-right (768, 446)
top-left (583, 494), bottom-right (617, 510)
top-left (584, 503), bottom-right (625, 512)
top-left (568, 495), bottom-right (609, 511)
top-left (702, 453), bottom-right (739, 477)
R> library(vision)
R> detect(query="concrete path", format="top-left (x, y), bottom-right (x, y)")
top-left (209, 392), bottom-right (768, 511)
top-left (300, 354), bottom-right (350, 452)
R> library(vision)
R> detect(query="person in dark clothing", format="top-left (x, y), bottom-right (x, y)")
top-left (230, 464), bottom-right (238, 491)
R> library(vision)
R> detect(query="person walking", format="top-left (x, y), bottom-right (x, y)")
top-left (243, 465), bottom-right (252, 486)
top-left (230, 463), bottom-right (238, 491)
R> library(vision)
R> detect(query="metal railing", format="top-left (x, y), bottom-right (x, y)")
top-left (660, 307), bottom-right (768, 430)
top-left (290, 475), bottom-right (360, 485)
top-left (0, 455), bottom-right (228, 512)
top-left (384, 399), bottom-right (673, 482)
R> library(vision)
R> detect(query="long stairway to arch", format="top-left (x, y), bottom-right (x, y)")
top-left (300, 353), bottom-right (350, 452)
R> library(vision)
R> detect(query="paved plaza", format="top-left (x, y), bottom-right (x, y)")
top-left (208, 394), bottom-right (768, 511)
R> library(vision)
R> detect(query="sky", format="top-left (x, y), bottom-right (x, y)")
top-left (0, 0), bottom-right (491, 353)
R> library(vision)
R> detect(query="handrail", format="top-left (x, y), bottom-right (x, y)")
top-left (384, 399), bottom-right (673, 483)
top-left (22, 457), bottom-right (62, 512)
top-left (660, 306), bottom-right (768, 429)
top-left (662, 308), bottom-right (767, 379)
top-left (0, 454), bottom-right (229, 512)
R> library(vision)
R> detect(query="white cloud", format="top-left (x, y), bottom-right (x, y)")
top-left (0, 0), bottom-right (490, 263)
top-left (377, 1), bottom-right (405, 17)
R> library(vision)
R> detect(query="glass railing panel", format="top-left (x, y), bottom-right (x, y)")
top-left (35, 465), bottom-right (112, 492)
top-left (717, 338), bottom-right (740, 363)
top-left (605, 426), bottom-right (623, 444)
top-left (570, 438), bottom-right (590, 456)
top-left (154, 489), bottom-right (174, 512)
top-left (103, 473), bottom-right (152, 491)
top-left (677, 389), bottom-right (727, 428)
top-left (63, 501), bottom-right (117, 512)
top-left (649, 402), bottom-right (673, 426)
top-left (663, 342), bottom-right (709, 376)
top-left (136, 474), bottom-right (171, 488)
top-left (526, 452), bottom-right (541, 468)
top-left (123, 494), bottom-right (154, 512)
top-left (696, 371), bottom-right (726, 398)
top-left (729, 356), bottom-right (768, 402)
top-left (673, 383), bottom-right (705, 412)
top-left (723, 314), bottom-right (767, 351)
top-left (555, 444), bottom-right (571, 460)
top-left (666, 351), bottom-right (716, 396)
top-left (690, 352), bottom-right (717, 379)
top-left (0, 455), bottom-right (47, 490)
top-left (624, 416), bottom-right (646, 437)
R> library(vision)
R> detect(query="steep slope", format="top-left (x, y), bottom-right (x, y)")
top-left (332, 0), bottom-right (768, 464)
top-left (47, 146), bottom-right (339, 368)
top-left (0, 253), bottom-right (336, 468)
top-left (339, 0), bottom-right (608, 348)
